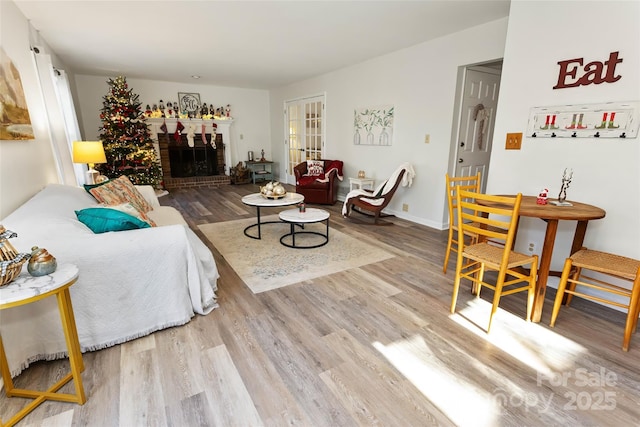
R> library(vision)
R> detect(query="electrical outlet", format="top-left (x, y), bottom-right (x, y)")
top-left (506, 132), bottom-right (523, 150)
top-left (402, 203), bottom-right (409, 212)
top-left (424, 134), bottom-right (430, 144)
top-left (528, 242), bottom-right (536, 253)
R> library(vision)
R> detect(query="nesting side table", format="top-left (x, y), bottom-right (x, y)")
top-left (279, 208), bottom-right (330, 249)
top-left (0, 264), bottom-right (86, 426)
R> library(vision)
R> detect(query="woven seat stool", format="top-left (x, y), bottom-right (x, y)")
top-left (549, 248), bottom-right (640, 351)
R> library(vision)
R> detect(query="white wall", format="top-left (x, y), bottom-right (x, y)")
top-left (269, 18), bottom-right (509, 229)
top-left (0, 1), bottom-right (59, 219)
top-left (73, 75), bottom-right (270, 168)
top-left (489, 0), bottom-right (640, 270)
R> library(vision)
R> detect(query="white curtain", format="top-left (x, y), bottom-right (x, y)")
top-left (31, 47), bottom-right (83, 185)
top-left (52, 68), bottom-right (86, 185)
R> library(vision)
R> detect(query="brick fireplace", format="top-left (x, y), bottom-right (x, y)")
top-left (147, 118), bottom-right (233, 189)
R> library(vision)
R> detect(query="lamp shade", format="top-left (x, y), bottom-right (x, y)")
top-left (72, 141), bottom-right (106, 164)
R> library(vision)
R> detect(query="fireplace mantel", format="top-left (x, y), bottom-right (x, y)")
top-left (146, 118), bottom-right (234, 175)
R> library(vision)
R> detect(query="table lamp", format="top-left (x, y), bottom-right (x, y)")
top-left (72, 141), bottom-right (106, 185)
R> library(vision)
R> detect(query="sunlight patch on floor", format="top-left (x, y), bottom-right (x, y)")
top-left (451, 298), bottom-right (586, 376)
top-left (373, 335), bottom-right (499, 427)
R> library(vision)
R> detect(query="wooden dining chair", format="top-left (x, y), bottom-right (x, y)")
top-left (443, 173), bottom-right (482, 273)
top-left (443, 173), bottom-right (505, 274)
top-left (450, 191), bottom-right (538, 333)
top-left (549, 248), bottom-right (640, 351)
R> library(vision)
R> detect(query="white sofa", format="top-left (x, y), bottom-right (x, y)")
top-left (1, 184), bottom-right (219, 377)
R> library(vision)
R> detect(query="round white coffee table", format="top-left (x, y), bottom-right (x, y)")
top-left (241, 192), bottom-right (304, 239)
top-left (279, 208), bottom-right (330, 249)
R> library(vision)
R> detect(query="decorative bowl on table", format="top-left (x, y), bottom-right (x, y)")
top-left (0, 225), bottom-right (31, 287)
top-left (260, 181), bottom-right (287, 199)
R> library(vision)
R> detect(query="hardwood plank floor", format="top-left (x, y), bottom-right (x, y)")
top-left (2, 184), bottom-right (639, 426)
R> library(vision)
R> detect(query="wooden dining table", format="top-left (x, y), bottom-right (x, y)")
top-left (478, 195), bottom-right (606, 322)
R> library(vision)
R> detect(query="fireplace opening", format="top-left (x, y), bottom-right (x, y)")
top-left (160, 133), bottom-right (224, 178)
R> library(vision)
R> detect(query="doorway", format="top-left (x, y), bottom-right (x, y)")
top-left (283, 94), bottom-right (325, 185)
top-left (449, 61), bottom-right (502, 190)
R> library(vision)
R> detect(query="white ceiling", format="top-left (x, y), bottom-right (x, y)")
top-left (15, 0), bottom-right (511, 90)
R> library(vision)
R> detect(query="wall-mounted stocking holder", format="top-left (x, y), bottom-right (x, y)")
top-left (527, 101), bottom-right (639, 139)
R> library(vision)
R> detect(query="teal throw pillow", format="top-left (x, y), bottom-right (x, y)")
top-left (75, 207), bottom-right (151, 234)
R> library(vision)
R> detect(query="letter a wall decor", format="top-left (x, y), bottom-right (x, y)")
top-left (527, 101), bottom-right (639, 139)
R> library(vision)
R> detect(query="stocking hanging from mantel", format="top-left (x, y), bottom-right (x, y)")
top-left (174, 120), bottom-right (185, 143)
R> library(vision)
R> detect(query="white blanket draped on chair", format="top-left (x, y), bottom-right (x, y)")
top-left (342, 162), bottom-right (415, 216)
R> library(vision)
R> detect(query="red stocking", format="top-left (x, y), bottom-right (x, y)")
top-left (174, 121), bottom-right (184, 143)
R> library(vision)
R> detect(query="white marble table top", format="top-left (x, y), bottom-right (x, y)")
top-left (0, 263), bottom-right (78, 307)
top-left (242, 192), bottom-right (304, 207)
top-left (279, 208), bottom-right (330, 224)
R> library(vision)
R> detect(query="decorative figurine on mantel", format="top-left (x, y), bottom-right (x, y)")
top-left (260, 149), bottom-right (266, 161)
top-left (200, 103), bottom-right (209, 119)
top-left (225, 104), bottom-right (231, 118)
top-left (550, 168), bottom-right (573, 206)
top-left (151, 103), bottom-right (163, 118)
top-left (165, 102), bottom-right (174, 118)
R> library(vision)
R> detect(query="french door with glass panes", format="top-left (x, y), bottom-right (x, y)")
top-left (284, 95), bottom-right (325, 185)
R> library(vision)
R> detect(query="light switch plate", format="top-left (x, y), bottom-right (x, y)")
top-left (505, 132), bottom-right (523, 150)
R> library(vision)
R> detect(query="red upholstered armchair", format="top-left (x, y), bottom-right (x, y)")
top-left (294, 159), bottom-right (344, 205)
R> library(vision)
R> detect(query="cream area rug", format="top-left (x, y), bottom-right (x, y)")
top-left (198, 215), bottom-right (394, 293)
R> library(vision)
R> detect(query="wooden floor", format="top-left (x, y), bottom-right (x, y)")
top-left (2, 184), bottom-right (639, 426)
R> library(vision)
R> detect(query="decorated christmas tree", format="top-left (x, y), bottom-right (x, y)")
top-left (96, 76), bottom-right (162, 187)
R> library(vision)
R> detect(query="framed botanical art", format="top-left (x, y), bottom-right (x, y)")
top-left (178, 92), bottom-right (201, 115)
top-left (353, 105), bottom-right (394, 145)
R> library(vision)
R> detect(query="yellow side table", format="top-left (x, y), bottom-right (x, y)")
top-left (0, 264), bottom-right (85, 427)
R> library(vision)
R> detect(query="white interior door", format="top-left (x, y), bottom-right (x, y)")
top-left (284, 95), bottom-right (325, 185)
top-left (454, 67), bottom-right (501, 190)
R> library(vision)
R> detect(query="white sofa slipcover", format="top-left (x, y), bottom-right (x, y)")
top-left (0, 184), bottom-right (219, 377)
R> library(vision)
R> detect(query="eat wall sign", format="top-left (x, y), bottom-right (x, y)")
top-left (553, 51), bottom-right (622, 89)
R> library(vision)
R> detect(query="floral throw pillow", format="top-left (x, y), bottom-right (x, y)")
top-left (89, 175), bottom-right (154, 213)
top-left (306, 160), bottom-right (324, 176)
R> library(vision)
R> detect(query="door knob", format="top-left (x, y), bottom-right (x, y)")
top-left (458, 158), bottom-right (464, 163)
